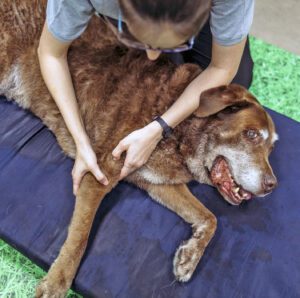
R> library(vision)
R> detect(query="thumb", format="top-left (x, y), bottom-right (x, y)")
top-left (92, 166), bottom-right (109, 185)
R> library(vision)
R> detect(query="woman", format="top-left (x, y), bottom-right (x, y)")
top-left (38, 0), bottom-right (254, 194)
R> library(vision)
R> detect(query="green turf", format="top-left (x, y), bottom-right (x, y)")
top-left (249, 37), bottom-right (300, 122)
top-left (0, 37), bottom-right (299, 297)
top-left (0, 241), bottom-right (81, 297)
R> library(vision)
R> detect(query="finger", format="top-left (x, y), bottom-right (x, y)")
top-left (119, 163), bottom-right (136, 180)
top-left (119, 160), bottom-right (144, 180)
top-left (92, 166), bottom-right (109, 185)
top-left (73, 183), bottom-right (79, 196)
top-left (72, 170), bottom-right (85, 195)
top-left (112, 141), bottom-right (129, 160)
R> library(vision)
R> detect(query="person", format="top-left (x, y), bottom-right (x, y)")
top-left (38, 0), bottom-right (254, 195)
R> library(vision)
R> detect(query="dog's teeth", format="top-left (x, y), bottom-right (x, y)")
top-left (233, 187), bottom-right (240, 193)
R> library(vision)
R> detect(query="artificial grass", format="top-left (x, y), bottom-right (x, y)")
top-left (249, 37), bottom-right (300, 122)
top-left (0, 37), bottom-right (299, 297)
top-left (0, 242), bottom-right (80, 297)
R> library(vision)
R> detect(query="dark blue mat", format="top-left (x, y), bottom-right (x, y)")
top-left (0, 96), bottom-right (299, 298)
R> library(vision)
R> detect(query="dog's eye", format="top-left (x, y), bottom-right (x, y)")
top-left (245, 129), bottom-right (259, 139)
top-left (221, 103), bottom-right (248, 114)
top-left (227, 106), bottom-right (240, 112)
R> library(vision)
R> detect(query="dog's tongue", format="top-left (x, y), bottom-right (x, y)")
top-left (210, 156), bottom-right (252, 202)
top-left (210, 157), bottom-right (232, 186)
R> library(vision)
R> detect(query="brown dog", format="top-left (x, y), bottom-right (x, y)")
top-left (0, 1), bottom-right (278, 297)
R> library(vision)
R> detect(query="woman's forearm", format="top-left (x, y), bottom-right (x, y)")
top-left (37, 47), bottom-right (90, 147)
top-left (161, 37), bottom-right (247, 128)
top-left (37, 23), bottom-right (90, 147)
top-left (161, 65), bottom-right (236, 128)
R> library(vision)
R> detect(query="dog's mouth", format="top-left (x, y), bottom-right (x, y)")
top-left (209, 156), bottom-right (253, 205)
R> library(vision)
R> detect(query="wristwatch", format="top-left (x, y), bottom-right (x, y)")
top-left (153, 116), bottom-right (173, 138)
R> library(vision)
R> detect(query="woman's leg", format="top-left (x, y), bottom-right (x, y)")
top-left (181, 20), bottom-right (254, 89)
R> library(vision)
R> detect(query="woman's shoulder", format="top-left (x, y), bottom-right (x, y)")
top-left (46, 0), bottom-right (119, 42)
top-left (210, 0), bottom-right (255, 46)
top-left (91, 0), bottom-right (119, 19)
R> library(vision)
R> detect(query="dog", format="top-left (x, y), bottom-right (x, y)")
top-left (0, 0), bottom-right (278, 297)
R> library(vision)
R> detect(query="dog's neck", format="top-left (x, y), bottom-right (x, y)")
top-left (169, 116), bottom-right (208, 180)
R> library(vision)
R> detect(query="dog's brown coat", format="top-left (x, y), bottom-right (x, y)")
top-left (0, 1), bottom-right (277, 297)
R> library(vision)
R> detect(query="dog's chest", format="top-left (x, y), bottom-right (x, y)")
top-left (133, 162), bottom-right (193, 185)
top-left (137, 168), bottom-right (166, 184)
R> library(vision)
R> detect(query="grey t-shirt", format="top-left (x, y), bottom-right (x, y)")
top-left (46, 0), bottom-right (254, 46)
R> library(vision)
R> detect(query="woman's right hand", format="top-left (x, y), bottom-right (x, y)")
top-left (72, 142), bottom-right (109, 195)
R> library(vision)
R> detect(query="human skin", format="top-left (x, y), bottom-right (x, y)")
top-left (38, 18), bottom-right (246, 191)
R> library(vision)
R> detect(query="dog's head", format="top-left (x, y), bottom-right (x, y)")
top-left (186, 84), bottom-right (278, 205)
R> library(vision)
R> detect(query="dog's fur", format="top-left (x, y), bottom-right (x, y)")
top-left (0, 1), bottom-right (278, 297)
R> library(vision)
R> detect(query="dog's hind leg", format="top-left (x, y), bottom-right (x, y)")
top-left (136, 182), bottom-right (217, 282)
top-left (35, 173), bottom-right (118, 298)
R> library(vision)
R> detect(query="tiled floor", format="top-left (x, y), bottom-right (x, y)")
top-left (251, 0), bottom-right (300, 55)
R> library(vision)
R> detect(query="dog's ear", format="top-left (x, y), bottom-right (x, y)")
top-left (194, 84), bottom-right (255, 118)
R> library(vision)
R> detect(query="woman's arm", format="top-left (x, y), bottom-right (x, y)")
top-left (38, 23), bottom-right (109, 193)
top-left (112, 37), bottom-right (247, 179)
top-left (161, 37), bottom-right (247, 127)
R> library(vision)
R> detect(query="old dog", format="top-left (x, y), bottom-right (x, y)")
top-left (0, 0), bottom-right (278, 297)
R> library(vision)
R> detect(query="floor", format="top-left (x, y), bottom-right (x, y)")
top-left (251, 0), bottom-right (300, 55)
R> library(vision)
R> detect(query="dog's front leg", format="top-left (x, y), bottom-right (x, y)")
top-left (36, 173), bottom-right (117, 298)
top-left (137, 182), bottom-right (217, 282)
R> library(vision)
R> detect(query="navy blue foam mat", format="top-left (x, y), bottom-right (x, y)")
top-left (0, 95), bottom-right (299, 298)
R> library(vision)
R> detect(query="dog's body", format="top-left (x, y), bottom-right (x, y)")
top-left (0, 1), bottom-right (278, 297)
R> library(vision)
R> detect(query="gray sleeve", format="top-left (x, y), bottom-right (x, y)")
top-left (46, 0), bottom-right (94, 42)
top-left (210, 0), bottom-right (254, 46)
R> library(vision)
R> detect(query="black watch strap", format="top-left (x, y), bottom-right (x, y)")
top-left (153, 116), bottom-right (173, 138)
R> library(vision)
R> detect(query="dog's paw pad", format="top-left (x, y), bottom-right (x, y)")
top-left (173, 238), bottom-right (203, 282)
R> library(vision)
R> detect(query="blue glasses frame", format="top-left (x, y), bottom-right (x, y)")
top-left (106, 11), bottom-right (195, 53)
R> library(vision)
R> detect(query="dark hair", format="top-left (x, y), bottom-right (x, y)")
top-left (119, 0), bottom-right (212, 38)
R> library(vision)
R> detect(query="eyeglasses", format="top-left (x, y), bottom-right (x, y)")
top-left (103, 11), bottom-right (195, 53)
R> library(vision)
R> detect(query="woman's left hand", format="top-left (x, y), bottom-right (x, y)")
top-left (112, 121), bottom-right (163, 180)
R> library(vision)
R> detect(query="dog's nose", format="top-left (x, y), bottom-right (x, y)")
top-left (263, 174), bottom-right (278, 193)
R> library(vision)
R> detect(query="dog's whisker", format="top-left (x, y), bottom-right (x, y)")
top-left (160, 278), bottom-right (177, 290)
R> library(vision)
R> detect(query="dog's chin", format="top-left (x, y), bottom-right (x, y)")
top-left (208, 156), bottom-right (253, 206)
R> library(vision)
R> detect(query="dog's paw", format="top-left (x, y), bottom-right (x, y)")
top-left (173, 238), bottom-right (203, 282)
top-left (35, 277), bottom-right (68, 298)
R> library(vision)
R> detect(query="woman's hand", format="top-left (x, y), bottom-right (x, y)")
top-left (72, 142), bottom-right (109, 195)
top-left (112, 121), bottom-right (163, 180)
